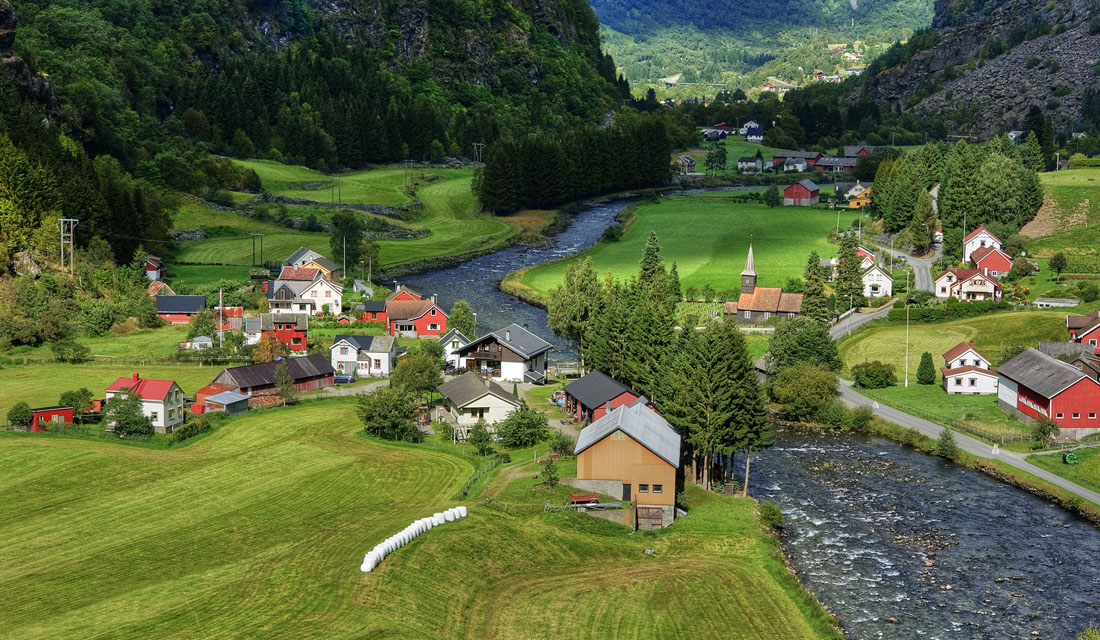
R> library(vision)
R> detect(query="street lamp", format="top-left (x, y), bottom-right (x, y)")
top-left (904, 295), bottom-right (911, 388)
top-left (847, 294), bottom-right (854, 336)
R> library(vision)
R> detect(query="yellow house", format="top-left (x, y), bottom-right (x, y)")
top-left (303, 256), bottom-right (339, 280)
top-left (849, 188), bottom-right (872, 208)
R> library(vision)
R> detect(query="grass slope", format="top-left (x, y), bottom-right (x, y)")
top-left (520, 194), bottom-right (860, 298)
top-left (0, 399), bottom-right (840, 639)
top-left (4, 325), bottom-right (191, 363)
top-left (1027, 447), bottom-right (1100, 495)
top-left (1027, 168), bottom-right (1100, 258)
top-left (0, 363), bottom-right (216, 410)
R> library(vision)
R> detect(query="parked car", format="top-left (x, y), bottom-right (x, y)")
top-left (334, 374), bottom-right (355, 384)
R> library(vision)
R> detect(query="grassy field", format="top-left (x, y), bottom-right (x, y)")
top-left (175, 161), bottom-right (537, 271)
top-left (4, 325), bottom-right (191, 363)
top-left (168, 264), bottom-right (257, 289)
top-left (1027, 447), bottom-right (1100, 495)
top-left (678, 135), bottom-right (781, 174)
top-left (1027, 168), bottom-right (1100, 258)
top-left (0, 398), bottom-right (841, 639)
top-left (860, 383), bottom-right (1031, 438)
top-left (518, 194), bottom-right (860, 299)
top-left (0, 363), bottom-right (217, 410)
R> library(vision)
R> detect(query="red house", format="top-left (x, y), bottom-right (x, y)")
top-left (359, 301), bottom-right (387, 323)
top-left (243, 313), bottom-right (309, 352)
top-left (998, 348), bottom-right (1100, 436)
top-left (155, 295), bottom-right (206, 324)
top-left (970, 246), bottom-right (1013, 278)
top-left (144, 255), bottom-right (164, 281)
top-left (771, 150), bottom-right (823, 168)
top-left (1068, 310), bottom-right (1100, 346)
top-left (384, 285), bottom-right (447, 337)
top-left (783, 179), bottom-right (820, 206)
top-left (30, 406), bottom-right (74, 432)
top-left (563, 370), bottom-right (654, 425)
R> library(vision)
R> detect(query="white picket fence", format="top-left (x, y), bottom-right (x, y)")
top-left (360, 506), bottom-right (468, 572)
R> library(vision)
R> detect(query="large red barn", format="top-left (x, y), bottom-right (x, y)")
top-left (783, 179), bottom-right (820, 206)
top-left (998, 348), bottom-right (1100, 437)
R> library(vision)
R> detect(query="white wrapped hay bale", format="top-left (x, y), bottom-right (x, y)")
top-left (457, 506), bottom-right (468, 518)
top-left (433, 512), bottom-right (445, 526)
top-left (444, 509), bottom-right (456, 522)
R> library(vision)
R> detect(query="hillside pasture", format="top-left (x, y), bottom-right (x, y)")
top-left (1025, 168), bottom-right (1100, 264)
top-left (0, 363), bottom-right (216, 410)
top-left (519, 194), bottom-right (860, 299)
top-left (0, 399), bottom-right (841, 639)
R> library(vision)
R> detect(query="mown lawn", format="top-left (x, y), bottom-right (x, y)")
top-left (4, 325), bottom-right (191, 364)
top-left (0, 363), bottom-right (217, 411)
top-left (859, 383), bottom-right (1031, 438)
top-left (168, 264), bottom-right (257, 289)
top-left (1027, 446), bottom-right (1100, 495)
top-left (0, 398), bottom-right (841, 639)
top-left (519, 195), bottom-right (860, 299)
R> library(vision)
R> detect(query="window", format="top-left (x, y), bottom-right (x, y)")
top-left (340, 347), bottom-right (348, 356)
top-left (451, 341), bottom-right (459, 349)
top-left (653, 484), bottom-right (663, 493)
top-left (954, 378), bottom-right (962, 386)
top-left (430, 309), bottom-right (437, 316)
top-left (150, 411), bottom-right (158, 422)
top-left (374, 359), bottom-right (381, 368)
top-left (1057, 413), bottom-right (1064, 419)
top-left (292, 338), bottom-right (302, 345)
top-left (1073, 413), bottom-right (1081, 419)
top-left (940, 287), bottom-right (947, 293)
top-left (1091, 413), bottom-right (1096, 420)
top-left (428, 323), bottom-right (440, 331)
top-left (312, 291), bottom-right (318, 297)
top-left (1091, 340), bottom-right (1098, 347)
top-left (638, 484), bottom-right (649, 493)
top-left (968, 378), bottom-right (977, 386)
top-left (325, 290), bottom-right (332, 298)
top-left (744, 311), bottom-right (750, 319)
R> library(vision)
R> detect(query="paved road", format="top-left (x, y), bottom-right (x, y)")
top-left (838, 381), bottom-right (1100, 506)
top-left (877, 244), bottom-right (940, 292)
top-left (319, 379), bottom-right (390, 397)
top-left (830, 305), bottom-right (893, 341)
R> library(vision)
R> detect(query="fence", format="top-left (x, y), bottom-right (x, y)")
top-left (1, 422), bottom-right (169, 446)
top-left (858, 388), bottom-right (1032, 445)
top-left (453, 454), bottom-right (508, 500)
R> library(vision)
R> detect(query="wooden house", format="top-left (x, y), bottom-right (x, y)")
top-left (455, 323), bottom-right (552, 383)
top-left (783, 179), bottom-right (820, 206)
top-left (934, 269), bottom-right (1002, 301)
top-left (29, 406), bottom-right (73, 432)
top-left (574, 403), bottom-right (681, 528)
top-left (436, 371), bottom-right (520, 435)
top-left (724, 246), bottom-right (802, 324)
top-left (563, 370), bottom-right (652, 425)
top-left (211, 354), bottom-right (334, 397)
top-left (329, 334), bottom-right (398, 377)
top-left (244, 313), bottom-right (309, 352)
top-left (998, 348), bottom-right (1100, 438)
top-left (941, 342), bottom-right (998, 395)
top-left (285, 246), bottom-right (324, 268)
top-left (962, 225), bottom-right (1002, 263)
top-left (105, 373), bottom-right (186, 434)
top-left (970, 246), bottom-right (1013, 277)
top-left (1068, 310), bottom-right (1100, 346)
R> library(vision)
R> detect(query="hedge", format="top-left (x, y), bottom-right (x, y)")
top-left (886, 299), bottom-right (1011, 322)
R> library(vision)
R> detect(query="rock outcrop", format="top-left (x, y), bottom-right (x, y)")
top-left (864, 0), bottom-right (1099, 138)
top-left (0, 0), bottom-right (58, 115)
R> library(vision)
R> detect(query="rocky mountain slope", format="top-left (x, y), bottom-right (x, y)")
top-left (0, 0), bottom-right (53, 111)
top-left (863, 0), bottom-right (1099, 135)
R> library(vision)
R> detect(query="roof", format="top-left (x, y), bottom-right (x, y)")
top-left (1035, 298), bottom-right (1081, 305)
top-left (386, 285), bottom-right (423, 301)
top-left (564, 370), bottom-right (637, 409)
top-left (155, 295), bottom-right (206, 314)
top-left (942, 341), bottom-right (989, 364)
top-left (862, 264), bottom-right (892, 279)
top-left (286, 247), bottom-right (322, 265)
top-left (332, 334), bottom-right (395, 353)
top-left (742, 245), bottom-right (755, 277)
top-left (147, 280), bottom-right (175, 297)
top-left (843, 145), bottom-right (874, 157)
top-left (971, 246), bottom-right (1011, 265)
top-left (744, 127), bottom-right (765, 137)
top-left (219, 353), bottom-right (334, 389)
top-left (106, 375), bottom-right (178, 401)
top-left (963, 225), bottom-right (1002, 245)
top-left (145, 255), bottom-right (163, 267)
top-left (772, 149), bottom-right (821, 159)
top-left (935, 268), bottom-right (1001, 287)
top-left (1067, 310), bottom-right (1100, 331)
top-left (216, 306), bottom-right (245, 318)
top-left (31, 405), bottom-right (73, 412)
top-left (815, 157), bottom-right (856, 167)
top-left (266, 279), bottom-right (311, 300)
top-left (191, 336), bottom-right (214, 343)
top-left (306, 256), bottom-right (339, 272)
top-left (278, 266), bottom-right (321, 281)
top-left (1037, 342), bottom-right (1097, 360)
top-left (738, 156), bottom-right (758, 163)
top-left (723, 300), bottom-right (738, 314)
top-left (797, 179), bottom-right (819, 191)
top-left (462, 324), bottom-right (553, 360)
top-left (997, 348), bottom-right (1090, 399)
top-left (574, 403), bottom-right (681, 468)
top-left (386, 298), bottom-right (444, 321)
top-left (204, 390), bottom-right (250, 405)
top-left (359, 300), bottom-right (386, 313)
top-left (436, 372), bottom-right (519, 408)
top-left (941, 365), bottom-right (998, 377)
top-left (834, 181), bottom-right (855, 194)
top-left (439, 329), bottom-right (470, 345)
top-left (738, 287), bottom-right (780, 312)
top-left (245, 313), bottom-right (309, 332)
top-left (777, 292), bottom-right (803, 313)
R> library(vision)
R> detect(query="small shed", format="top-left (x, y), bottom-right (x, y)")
top-left (1036, 298), bottom-right (1081, 309)
top-left (30, 406), bottom-right (74, 432)
top-left (203, 390), bottom-right (250, 415)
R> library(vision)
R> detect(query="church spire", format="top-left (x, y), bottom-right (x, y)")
top-left (742, 244), bottom-right (756, 277)
top-left (740, 244), bottom-right (757, 295)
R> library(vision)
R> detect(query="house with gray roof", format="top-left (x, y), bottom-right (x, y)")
top-left (286, 246), bottom-right (324, 268)
top-left (438, 329), bottom-right (471, 369)
top-left (436, 371), bottom-right (520, 433)
top-left (330, 334), bottom-right (397, 377)
top-left (212, 353), bottom-right (334, 397)
top-left (997, 348), bottom-right (1100, 437)
top-left (455, 323), bottom-right (553, 384)
top-left (563, 370), bottom-right (652, 425)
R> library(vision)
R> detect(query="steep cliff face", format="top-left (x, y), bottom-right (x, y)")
top-left (864, 0), bottom-right (1098, 136)
top-left (0, 0), bottom-right (55, 110)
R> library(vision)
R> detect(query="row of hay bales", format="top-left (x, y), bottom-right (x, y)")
top-left (360, 506), bottom-right (468, 572)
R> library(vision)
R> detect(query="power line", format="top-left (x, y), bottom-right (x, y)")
top-left (59, 219), bottom-right (79, 274)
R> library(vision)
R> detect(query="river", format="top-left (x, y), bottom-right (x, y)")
top-left (750, 432), bottom-right (1100, 639)
top-left (402, 199), bottom-right (631, 362)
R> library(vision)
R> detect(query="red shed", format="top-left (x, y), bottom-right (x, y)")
top-left (30, 406), bottom-right (74, 432)
top-left (998, 348), bottom-right (1100, 435)
top-left (562, 370), bottom-right (654, 425)
top-left (783, 179), bottom-right (820, 206)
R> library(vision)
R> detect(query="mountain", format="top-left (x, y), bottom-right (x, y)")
top-left (862, 0), bottom-right (1099, 135)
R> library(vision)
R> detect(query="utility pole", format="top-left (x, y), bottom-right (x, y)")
top-left (472, 142), bottom-right (485, 164)
top-left (58, 219), bottom-right (78, 274)
top-left (219, 289), bottom-right (224, 349)
top-left (250, 233), bottom-right (266, 266)
top-left (905, 299), bottom-right (911, 388)
top-left (342, 235), bottom-right (346, 280)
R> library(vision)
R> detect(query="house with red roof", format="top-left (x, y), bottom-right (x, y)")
top-left (105, 373), bottom-right (186, 433)
top-left (963, 225), bottom-right (1002, 263)
top-left (934, 269), bottom-right (1002, 302)
top-left (144, 255), bottom-right (164, 281)
top-left (970, 246), bottom-right (1013, 278)
top-left (941, 342), bottom-right (998, 394)
top-left (278, 266), bottom-right (322, 282)
top-left (1067, 310), bottom-right (1100, 346)
top-left (384, 285), bottom-right (447, 337)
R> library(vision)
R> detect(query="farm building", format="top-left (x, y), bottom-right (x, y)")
top-left (934, 269), bottom-right (1002, 302)
top-left (962, 226), bottom-right (1002, 263)
top-left (178, 336), bottom-right (214, 351)
top-left (455, 323), bottom-right (553, 383)
top-left (998, 348), bottom-right (1100, 438)
top-left (1035, 298), bottom-right (1080, 309)
top-left (191, 382), bottom-right (236, 414)
top-left (563, 370), bottom-right (653, 425)
top-left (941, 342), bottom-right (998, 395)
top-left (573, 403), bottom-right (681, 528)
top-left (244, 313), bottom-right (309, 352)
top-left (970, 246), bottom-right (1013, 277)
top-left (147, 280), bottom-right (174, 297)
top-left (330, 334), bottom-right (398, 377)
top-left (744, 127), bottom-right (765, 143)
top-left (202, 391), bottom-right (250, 415)
top-left (843, 145), bottom-right (874, 157)
top-left (156, 295), bottom-right (206, 324)
top-left (436, 372), bottom-right (520, 434)
top-left (724, 246), bottom-right (802, 325)
top-left (783, 179), bottom-right (820, 206)
top-left (358, 300), bottom-right (387, 323)
top-left (144, 255), bottom-right (164, 281)
top-left (211, 354), bottom-right (335, 397)
top-left (1067, 310), bottom-right (1100, 345)
top-left (1038, 342), bottom-right (1100, 381)
top-left (783, 157), bottom-right (808, 172)
top-left (771, 150), bottom-right (821, 169)
top-left (737, 156), bottom-right (762, 174)
top-left (29, 406), bottom-right (73, 432)
top-left (813, 157), bottom-right (857, 173)
top-left (439, 329), bottom-right (471, 369)
top-left (105, 373), bottom-right (186, 434)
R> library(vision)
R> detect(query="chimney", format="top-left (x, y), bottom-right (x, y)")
top-left (605, 401), bottom-right (612, 414)
top-left (432, 294), bottom-right (437, 303)
top-left (505, 330), bottom-right (511, 342)
top-left (132, 372), bottom-right (139, 382)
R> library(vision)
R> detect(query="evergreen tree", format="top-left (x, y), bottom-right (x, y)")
top-left (835, 232), bottom-right (865, 308)
top-left (908, 190), bottom-right (937, 255)
top-left (801, 271), bottom-right (830, 326)
top-left (804, 249), bottom-right (825, 282)
top-left (940, 141), bottom-right (982, 232)
top-left (448, 299), bottom-right (478, 338)
top-left (667, 261), bottom-right (682, 304)
top-left (584, 278), bottom-right (632, 379)
top-left (329, 211), bottom-right (365, 271)
top-left (625, 280), bottom-right (675, 404)
top-left (638, 231), bottom-right (665, 287)
top-left (1019, 131), bottom-right (1045, 173)
top-left (547, 257), bottom-right (602, 370)
top-left (917, 351), bottom-right (936, 385)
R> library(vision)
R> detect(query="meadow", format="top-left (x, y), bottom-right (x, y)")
top-left (517, 194), bottom-right (861, 299)
top-left (678, 135), bottom-right (781, 173)
top-left (3, 325), bottom-right (192, 364)
top-left (1027, 447), bottom-right (1100, 495)
top-left (1025, 168), bottom-right (1100, 260)
top-left (174, 161), bottom-right (541, 271)
top-left (0, 398), bottom-right (842, 639)
top-left (0, 362), bottom-right (217, 410)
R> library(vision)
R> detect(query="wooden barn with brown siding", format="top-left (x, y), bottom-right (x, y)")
top-left (210, 353), bottom-right (335, 397)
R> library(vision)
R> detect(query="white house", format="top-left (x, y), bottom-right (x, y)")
top-left (861, 264), bottom-right (893, 298)
top-left (438, 329), bottom-right (471, 369)
top-left (104, 373), bottom-right (186, 434)
top-left (962, 225), bottom-right (1002, 263)
top-left (144, 255), bottom-right (164, 282)
top-left (744, 127), bottom-right (766, 143)
top-left (267, 277), bottom-right (343, 315)
top-left (783, 157), bottom-right (808, 172)
top-left (845, 180), bottom-right (871, 199)
top-left (454, 324), bottom-right (553, 384)
top-left (934, 269), bottom-right (1002, 301)
top-left (941, 342), bottom-right (998, 395)
top-left (738, 120), bottom-right (760, 135)
top-left (285, 246), bottom-right (324, 268)
top-left (329, 334), bottom-right (397, 377)
top-left (436, 372), bottom-right (521, 436)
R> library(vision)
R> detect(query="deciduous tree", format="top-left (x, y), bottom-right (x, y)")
top-left (448, 299), bottom-right (478, 338)
top-left (274, 360), bottom-right (296, 406)
top-left (496, 402), bottom-right (549, 448)
top-left (104, 391), bottom-right (153, 436)
top-left (357, 385), bottom-right (420, 441)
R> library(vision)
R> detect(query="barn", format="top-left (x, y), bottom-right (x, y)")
top-left (997, 348), bottom-right (1100, 438)
top-left (30, 406), bottom-right (74, 432)
top-left (211, 353), bottom-right (335, 397)
top-left (156, 295), bottom-right (206, 324)
top-left (574, 403), bottom-right (681, 528)
top-left (563, 370), bottom-right (652, 425)
top-left (783, 179), bottom-right (820, 206)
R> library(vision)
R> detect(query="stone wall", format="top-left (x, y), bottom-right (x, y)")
top-left (561, 477), bottom-right (622, 499)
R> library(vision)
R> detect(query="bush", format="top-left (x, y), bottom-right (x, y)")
top-left (771, 363), bottom-right (838, 421)
top-left (935, 428), bottom-right (959, 460)
top-left (816, 398), bottom-right (850, 429)
top-left (50, 339), bottom-right (90, 363)
top-left (7, 402), bottom-right (33, 427)
top-left (549, 431), bottom-right (574, 457)
top-left (1078, 282), bottom-right (1099, 303)
top-left (600, 225), bottom-right (623, 242)
top-left (758, 501), bottom-right (783, 529)
top-left (169, 416), bottom-right (213, 443)
top-left (848, 406), bottom-right (874, 432)
top-left (852, 361), bottom-right (896, 389)
top-left (1031, 416), bottom-right (1059, 444)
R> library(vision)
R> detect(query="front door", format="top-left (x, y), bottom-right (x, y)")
top-left (623, 484), bottom-right (631, 501)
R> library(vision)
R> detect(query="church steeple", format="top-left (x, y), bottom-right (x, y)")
top-left (740, 244), bottom-right (757, 295)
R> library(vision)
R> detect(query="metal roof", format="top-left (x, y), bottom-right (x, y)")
top-left (574, 403), bottom-right (681, 468)
top-left (997, 348), bottom-right (1089, 399)
top-left (286, 247), bottom-right (322, 266)
top-left (204, 390), bottom-right (250, 405)
top-left (439, 329), bottom-right (470, 346)
top-left (156, 295), bottom-right (206, 314)
top-left (462, 324), bottom-right (553, 360)
top-left (797, 179), bottom-right (819, 191)
top-left (359, 300), bottom-right (386, 312)
top-left (563, 370), bottom-right (635, 409)
top-left (219, 353), bottom-right (334, 389)
top-left (332, 334), bottom-right (395, 353)
top-left (307, 256), bottom-right (339, 272)
top-left (436, 371), bottom-right (519, 408)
